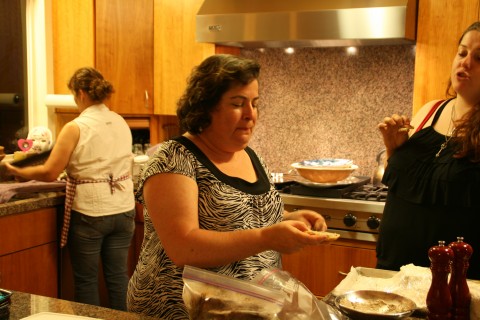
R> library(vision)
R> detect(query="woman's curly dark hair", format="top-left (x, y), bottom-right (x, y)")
top-left (176, 54), bottom-right (260, 134)
top-left (445, 21), bottom-right (480, 162)
top-left (67, 67), bottom-right (114, 103)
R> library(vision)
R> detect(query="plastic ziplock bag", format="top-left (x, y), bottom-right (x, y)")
top-left (182, 265), bottom-right (285, 319)
top-left (253, 268), bottom-right (342, 320)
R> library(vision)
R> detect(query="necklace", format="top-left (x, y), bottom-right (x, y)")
top-left (435, 102), bottom-right (456, 158)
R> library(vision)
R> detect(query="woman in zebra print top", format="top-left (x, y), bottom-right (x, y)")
top-left (127, 54), bottom-right (330, 319)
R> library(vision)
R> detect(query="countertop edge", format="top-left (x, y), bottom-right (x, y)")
top-left (0, 192), bottom-right (65, 217)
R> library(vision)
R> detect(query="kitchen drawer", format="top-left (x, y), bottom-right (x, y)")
top-left (0, 207), bottom-right (59, 297)
top-left (0, 242), bottom-right (58, 297)
top-left (0, 207), bottom-right (57, 256)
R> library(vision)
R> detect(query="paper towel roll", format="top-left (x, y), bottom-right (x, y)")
top-left (0, 93), bottom-right (20, 105)
top-left (45, 94), bottom-right (77, 108)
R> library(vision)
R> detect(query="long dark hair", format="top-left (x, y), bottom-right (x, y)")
top-left (446, 21), bottom-right (480, 162)
top-left (176, 54), bottom-right (260, 134)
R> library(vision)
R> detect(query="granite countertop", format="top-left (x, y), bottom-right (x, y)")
top-left (0, 191), bottom-right (65, 217)
top-left (7, 291), bottom-right (157, 319)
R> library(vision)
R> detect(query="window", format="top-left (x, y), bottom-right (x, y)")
top-left (0, 0), bottom-right (28, 154)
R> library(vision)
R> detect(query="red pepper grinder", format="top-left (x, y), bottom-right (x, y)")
top-left (427, 240), bottom-right (454, 320)
top-left (449, 237), bottom-right (473, 320)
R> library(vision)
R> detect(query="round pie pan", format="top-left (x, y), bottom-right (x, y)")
top-left (334, 290), bottom-right (416, 319)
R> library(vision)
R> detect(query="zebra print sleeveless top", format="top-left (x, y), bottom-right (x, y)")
top-left (127, 137), bottom-right (284, 319)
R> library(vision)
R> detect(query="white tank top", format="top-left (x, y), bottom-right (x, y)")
top-left (68, 104), bottom-right (134, 216)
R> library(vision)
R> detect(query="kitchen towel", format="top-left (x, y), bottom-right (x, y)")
top-left (0, 180), bottom-right (66, 204)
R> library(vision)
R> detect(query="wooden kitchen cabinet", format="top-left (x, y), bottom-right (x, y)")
top-left (282, 239), bottom-right (376, 297)
top-left (51, 0), bottom-right (95, 94)
top-left (53, 0), bottom-right (213, 116)
top-left (0, 207), bottom-right (58, 298)
top-left (154, 0), bottom-right (215, 115)
top-left (95, 0), bottom-right (154, 115)
top-left (412, 0), bottom-right (479, 113)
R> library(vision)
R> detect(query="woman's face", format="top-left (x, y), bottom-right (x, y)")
top-left (203, 79), bottom-right (259, 151)
top-left (451, 30), bottom-right (480, 103)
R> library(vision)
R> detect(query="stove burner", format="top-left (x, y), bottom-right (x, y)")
top-left (275, 177), bottom-right (388, 202)
top-left (343, 184), bottom-right (388, 202)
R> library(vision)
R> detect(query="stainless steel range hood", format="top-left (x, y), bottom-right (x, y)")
top-left (196, 0), bottom-right (417, 48)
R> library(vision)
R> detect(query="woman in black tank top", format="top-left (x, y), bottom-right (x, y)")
top-left (376, 22), bottom-right (480, 280)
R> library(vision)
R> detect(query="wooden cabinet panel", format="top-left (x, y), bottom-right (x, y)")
top-left (0, 243), bottom-right (58, 297)
top-left (0, 208), bottom-right (57, 256)
top-left (96, 0), bottom-right (154, 115)
top-left (0, 208), bottom-right (58, 298)
top-left (154, 0), bottom-right (215, 115)
top-left (51, 0), bottom-right (94, 94)
top-left (282, 240), bottom-right (376, 297)
top-left (412, 0), bottom-right (479, 113)
top-left (215, 46), bottom-right (241, 55)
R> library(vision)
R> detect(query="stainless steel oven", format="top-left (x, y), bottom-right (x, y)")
top-left (275, 174), bottom-right (387, 243)
top-left (281, 192), bottom-right (385, 243)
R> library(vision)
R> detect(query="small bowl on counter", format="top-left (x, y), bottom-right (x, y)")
top-left (291, 159), bottom-right (358, 183)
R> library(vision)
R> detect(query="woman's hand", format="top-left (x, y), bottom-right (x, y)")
top-left (378, 114), bottom-right (413, 157)
top-left (2, 121), bottom-right (79, 182)
top-left (262, 219), bottom-right (331, 254)
top-left (283, 209), bottom-right (327, 231)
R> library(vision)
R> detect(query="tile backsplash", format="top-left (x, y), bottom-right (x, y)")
top-left (241, 45), bottom-right (415, 179)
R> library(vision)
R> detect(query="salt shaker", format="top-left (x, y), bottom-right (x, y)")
top-left (427, 240), bottom-right (454, 320)
top-left (449, 237), bottom-right (473, 320)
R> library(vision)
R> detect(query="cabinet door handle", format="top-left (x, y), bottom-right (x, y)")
top-left (144, 90), bottom-right (149, 109)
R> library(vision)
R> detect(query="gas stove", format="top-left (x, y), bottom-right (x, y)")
top-left (275, 175), bottom-right (387, 202)
top-left (343, 184), bottom-right (388, 202)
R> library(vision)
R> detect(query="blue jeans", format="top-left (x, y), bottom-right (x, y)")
top-left (68, 209), bottom-right (135, 311)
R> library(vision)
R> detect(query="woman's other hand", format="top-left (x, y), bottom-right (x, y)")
top-left (262, 219), bottom-right (332, 254)
top-left (378, 114), bottom-right (413, 157)
top-left (283, 209), bottom-right (327, 231)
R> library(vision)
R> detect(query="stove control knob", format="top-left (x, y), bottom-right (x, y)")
top-left (367, 216), bottom-right (381, 230)
top-left (343, 213), bottom-right (357, 227)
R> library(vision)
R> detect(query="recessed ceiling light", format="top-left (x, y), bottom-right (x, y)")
top-left (346, 47), bottom-right (358, 55)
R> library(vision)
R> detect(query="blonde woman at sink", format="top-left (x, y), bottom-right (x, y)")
top-left (376, 22), bottom-right (480, 280)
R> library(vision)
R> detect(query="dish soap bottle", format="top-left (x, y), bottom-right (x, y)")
top-left (449, 237), bottom-right (473, 320)
top-left (427, 240), bottom-right (454, 320)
